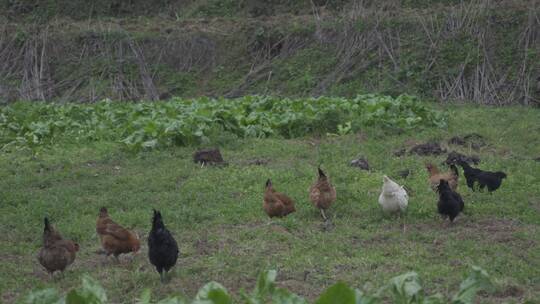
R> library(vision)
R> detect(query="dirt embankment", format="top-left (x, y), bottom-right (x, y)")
top-left (0, 0), bottom-right (538, 104)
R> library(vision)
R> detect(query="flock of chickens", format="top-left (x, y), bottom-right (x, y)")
top-left (265, 159), bottom-right (506, 223)
top-left (37, 157), bottom-right (507, 283)
top-left (39, 208), bottom-right (178, 282)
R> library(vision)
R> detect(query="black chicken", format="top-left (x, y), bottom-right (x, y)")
top-left (148, 209), bottom-right (179, 283)
top-left (437, 179), bottom-right (465, 223)
top-left (457, 160), bottom-right (507, 192)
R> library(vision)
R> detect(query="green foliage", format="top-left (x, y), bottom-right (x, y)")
top-left (451, 266), bottom-right (494, 304)
top-left (386, 272), bottom-right (444, 304)
top-left (22, 288), bottom-right (62, 304)
top-left (0, 95), bottom-right (446, 152)
top-left (314, 282), bottom-right (360, 304)
top-left (23, 268), bottom-right (494, 304)
top-left (65, 275), bottom-right (107, 304)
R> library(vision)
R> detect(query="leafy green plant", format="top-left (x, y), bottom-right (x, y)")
top-left (0, 95), bottom-right (447, 152)
top-left (23, 267), bottom-right (494, 304)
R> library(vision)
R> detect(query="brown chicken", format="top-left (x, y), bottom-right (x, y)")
top-left (38, 217), bottom-right (79, 276)
top-left (309, 167), bottom-right (336, 221)
top-left (263, 179), bottom-right (296, 218)
top-left (426, 163), bottom-right (459, 192)
top-left (96, 207), bottom-right (140, 259)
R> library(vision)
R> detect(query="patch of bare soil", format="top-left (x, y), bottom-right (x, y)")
top-left (444, 151), bottom-right (481, 165)
top-left (407, 219), bottom-right (536, 248)
top-left (493, 285), bottom-right (525, 298)
top-left (1, 291), bottom-right (17, 304)
top-left (195, 234), bottom-right (217, 255)
top-left (479, 285), bottom-right (526, 303)
top-left (448, 133), bottom-right (487, 150)
top-left (409, 141), bottom-right (446, 156)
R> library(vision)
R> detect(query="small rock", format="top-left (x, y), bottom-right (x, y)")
top-left (350, 157), bottom-right (370, 170)
top-left (193, 148), bottom-right (227, 166)
top-left (409, 141), bottom-right (446, 156)
top-left (397, 169), bottom-right (411, 178)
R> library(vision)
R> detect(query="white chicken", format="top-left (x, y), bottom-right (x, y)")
top-left (378, 175), bottom-right (408, 214)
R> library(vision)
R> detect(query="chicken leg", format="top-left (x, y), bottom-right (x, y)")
top-left (320, 209), bottom-right (328, 221)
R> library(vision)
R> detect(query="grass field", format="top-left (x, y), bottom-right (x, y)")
top-left (0, 104), bottom-right (539, 303)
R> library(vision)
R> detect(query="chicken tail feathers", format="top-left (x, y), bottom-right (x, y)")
top-left (152, 209), bottom-right (164, 230)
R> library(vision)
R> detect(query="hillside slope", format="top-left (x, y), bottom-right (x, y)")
top-left (0, 0), bottom-right (538, 105)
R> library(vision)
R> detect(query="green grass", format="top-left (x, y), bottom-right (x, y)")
top-left (0, 105), bottom-right (539, 303)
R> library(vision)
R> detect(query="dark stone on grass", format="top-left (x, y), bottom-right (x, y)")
top-left (448, 133), bottom-right (487, 150)
top-left (393, 148), bottom-right (406, 157)
top-left (193, 148), bottom-right (227, 166)
top-left (350, 157), bottom-right (370, 171)
top-left (397, 169), bottom-right (411, 178)
top-left (444, 151), bottom-right (481, 166)
top-left (409, 141), bottom-right (446, 156)
top-left (534, 157), bottom-right (540, 162)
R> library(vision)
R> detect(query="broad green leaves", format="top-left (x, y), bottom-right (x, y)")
top-left (315, 282), bottom-right (358, 304)
top-left (22, 267), bottom-right (495, 304)
top-left (194, 282), bottom-right (232, 304)
top-left (387, 272), bottom-right (424, 304)
top-left (451, 266), bottom-right (494, 304)
top-left (242, 269), bottom-right (308, 304)
top-left (0, 95), bottom-right (446, 152)
top-left (65, 275), bottom-right (107, 304)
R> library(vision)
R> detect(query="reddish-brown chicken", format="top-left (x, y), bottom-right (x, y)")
top-left (38, 217), bottom-right (79, 276)
top-left (309, 167), bottom-right (336, 220)
top-left (96, 207), bottom-right (140, 259)
top-left (426, 163), bottom-right (459, 192)
top-left (263, 179), bottom-right (296, 218)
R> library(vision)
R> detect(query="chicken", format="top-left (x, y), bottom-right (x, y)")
top-left (96, 207), bottom-right (140, 259)
top-left (263, 179), bottom-right (296, 218)
top-left (148, 209), bottom-right (179, 283)
top-left (37, 217), bottom-right (79, 276)
top-left (456, 160), bottom-right (482, 190)
top-left (457, 160), bottom-right (507, 192)
top-left (426, 163), bottom-right (458, 191)
top-left (309, 167), bottom-right (336, 221)
top-left (378, 175), bottom-right (408, 214)
top-left (437, 179), bottom-right (464, 223)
